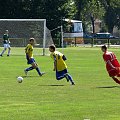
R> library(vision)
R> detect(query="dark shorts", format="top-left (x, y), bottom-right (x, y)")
top-left (108, 67), bottom-right (120, 77)
top-left (27, 58), bottom-right (36, 64)
top-left (56, 69), bottom-right (68, 80)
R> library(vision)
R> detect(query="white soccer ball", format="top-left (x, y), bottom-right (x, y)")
top-left (17, 76), bottom-right (23, 83)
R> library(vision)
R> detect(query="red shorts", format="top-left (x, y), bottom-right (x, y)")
top-left (108, 67), bottom-right (120, 77)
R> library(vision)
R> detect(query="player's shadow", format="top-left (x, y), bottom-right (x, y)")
top-left (20, 76), bottom-right (65, 86)
top-left (96, 86), bottom-right (120, 89)
top-left (38, 84), bottom-right (65, 87)
top-left (21, 76), bottom-right (41, 78)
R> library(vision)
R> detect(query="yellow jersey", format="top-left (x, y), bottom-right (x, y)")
top-left (50, 51), bottom-right (67, 71)
top-left (25, 44), bottom-right (33, 58)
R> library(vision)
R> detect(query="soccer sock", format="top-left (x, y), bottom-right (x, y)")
top-left (65, 73), bottom-right (74, 83)
top-left (112, 77), bottom-right (120, 84)
top-left (1, 49), bottom-right (6, 55)
top-left (8, 49), bottom-right (11, 55)
top-left (26, 66), bottom-right (34, 71)
top-left (36, 67), bottom-right (41, 75)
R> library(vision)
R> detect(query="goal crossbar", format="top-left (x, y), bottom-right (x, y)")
top-left (0, 19), bottom-right (48, 56)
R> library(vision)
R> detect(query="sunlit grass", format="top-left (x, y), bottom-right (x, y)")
top-left (0, 47), bottom-right (120, 120)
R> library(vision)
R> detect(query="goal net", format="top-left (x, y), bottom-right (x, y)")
top-left (0, 19), bottom-right (54, 55)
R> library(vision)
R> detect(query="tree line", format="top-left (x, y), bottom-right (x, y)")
top-left (0, 0), bottom-right (119, 34)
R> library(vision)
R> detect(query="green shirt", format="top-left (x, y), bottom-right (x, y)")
top-left (3, 34), bottom-right (9, 44)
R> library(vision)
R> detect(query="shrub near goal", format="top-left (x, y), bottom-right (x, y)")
top-left (0, 19), bottom-right (54, 56)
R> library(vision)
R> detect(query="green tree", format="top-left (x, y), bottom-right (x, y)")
top-left (39, 0), bottom-right (76, 29)
top-left (0, 0), bottom-right (23, 18)
top-left (101, 0), bottom-right (120, 33)
top-left (74, 0), bottom-right (88, 20)
top-left (74, 0), bottom-right (105, 33)
top-left (0, 0), bottom-right (75, 29)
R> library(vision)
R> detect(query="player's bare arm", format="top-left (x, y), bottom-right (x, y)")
top-left (53, 60), bottom-right (57, 71)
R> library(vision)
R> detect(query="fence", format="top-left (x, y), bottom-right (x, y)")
top-left (0, 38), bottom-right (43, 47)
top-left (83, 38), bottom-right (120, 47)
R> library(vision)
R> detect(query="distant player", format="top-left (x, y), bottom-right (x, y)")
top-left (24, 38), bottom-right (45, 76)
top-left (0, 30), bottom-right (11, 56)
top-left (101, 45), bottom-right (120, 84)
top-left (49, 44), bottom-right (75, 85)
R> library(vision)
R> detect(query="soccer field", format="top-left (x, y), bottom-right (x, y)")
top-left (0, 47), bottom-right (120, 120)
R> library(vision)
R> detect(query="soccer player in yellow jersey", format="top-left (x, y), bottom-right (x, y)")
top-left (24, 38), bottom-right (45, 76)
top-left (49, 44), bottom-right (75, 85)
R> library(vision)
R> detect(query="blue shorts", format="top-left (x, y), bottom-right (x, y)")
top-left (56, 69), bottom-right (68, 80)
top-left (27, 58), bottom-right (36, 64)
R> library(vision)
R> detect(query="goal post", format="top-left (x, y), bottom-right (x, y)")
top-left (0, 19), bottom-right (53, 56)
top-left (43, 19), bottom-right (46, 56)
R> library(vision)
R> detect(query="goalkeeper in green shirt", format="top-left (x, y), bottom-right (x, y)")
top-left (0, 30), bottom-right (11, 56)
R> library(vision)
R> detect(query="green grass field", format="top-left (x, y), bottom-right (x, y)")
top-left (0, 47), bottom-right (120, 120)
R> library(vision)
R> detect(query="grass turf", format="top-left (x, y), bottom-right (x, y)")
top-left (0, 47), bottom-right (120, 120)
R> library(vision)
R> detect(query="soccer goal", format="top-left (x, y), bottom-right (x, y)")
top-left (0, 19), bottom-right (54, 56)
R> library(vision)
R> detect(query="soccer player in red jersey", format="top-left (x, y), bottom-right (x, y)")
top-left (101, 45), bottom-right (120, 84)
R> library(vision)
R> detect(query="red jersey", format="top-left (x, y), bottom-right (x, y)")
top-left (103, 51), bottom-right (120, 76)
